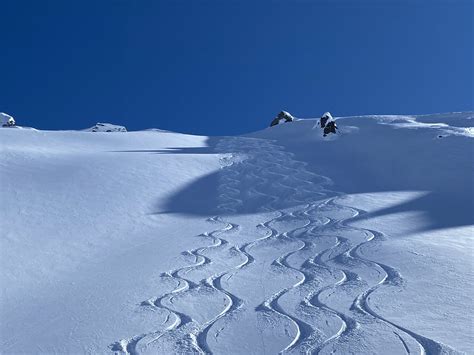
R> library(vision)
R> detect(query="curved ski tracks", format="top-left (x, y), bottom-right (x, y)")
top-left (111, 136), bottom-right (457, 355)
top-left (331, 201), bottom-right (456, 355)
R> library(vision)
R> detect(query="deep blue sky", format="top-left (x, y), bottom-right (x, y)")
top-left (1, 0), bottom-right (472, 135)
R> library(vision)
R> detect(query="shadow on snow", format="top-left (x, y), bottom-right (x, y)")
top-left (111, 126), bottom-right (473, 233)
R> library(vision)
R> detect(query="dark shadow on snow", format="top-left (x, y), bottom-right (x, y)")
top-left (112, 137), bottom-right (223, 216)
top-left (158, 171), bottom-right (221, 215)
top-left (248, 118), bottom-right (474, 232)
top-left (350, 191), bottom-right (473, 232)
top-left (110, 125), bottom-right (473, 233)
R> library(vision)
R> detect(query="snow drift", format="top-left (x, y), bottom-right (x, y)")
top-left (0, 112), bottom-right (472, 354)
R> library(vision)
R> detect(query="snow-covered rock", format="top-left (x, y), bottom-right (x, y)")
top-left (319, 112), bottom-right (334, 128)
top-left (85, 122), bottom-right (127, 132)
top-left (270, 111), bottom-right (294, 127)
top-left (319, 112), bottom-right (338, 136)
top-left (0, 112), bottom-right (16, 127)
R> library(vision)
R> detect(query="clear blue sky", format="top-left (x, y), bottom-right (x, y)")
top-left (1, 0), bottom-right (472, 135)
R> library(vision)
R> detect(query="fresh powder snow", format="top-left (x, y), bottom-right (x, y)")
top-left (0, 112), bottom-right (473, 354)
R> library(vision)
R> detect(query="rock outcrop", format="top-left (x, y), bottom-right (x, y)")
top-left (270, 111), bottom-right (294, 127)
top-left (1, 113), bottom-right (16, 127)
top-left (319, 112), bottom-right (337, 137)
top-left (85, 123), bottom-right (127, 132)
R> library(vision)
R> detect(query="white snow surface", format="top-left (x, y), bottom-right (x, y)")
top-left (1, 112), bottom-right (473, 355)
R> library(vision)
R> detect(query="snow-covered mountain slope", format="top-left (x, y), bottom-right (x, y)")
top-left (0, 113), bottom-right (472, 355)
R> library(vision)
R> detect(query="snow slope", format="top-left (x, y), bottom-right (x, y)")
top-left (0, 112), bottom-right (473, 354)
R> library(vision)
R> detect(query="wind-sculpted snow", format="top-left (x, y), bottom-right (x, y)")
top-left (110, 136), bottom-right (462, 355)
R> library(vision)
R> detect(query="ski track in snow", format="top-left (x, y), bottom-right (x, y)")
top-left (110, 137), bottom-right (460, 355)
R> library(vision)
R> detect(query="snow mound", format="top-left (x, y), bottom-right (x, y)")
top-left (0, 112), bottom-right (16, 127)
top-left (85, 123), bottom-right (127, 132)
top-left (270, 111), bottom-right (294, 127)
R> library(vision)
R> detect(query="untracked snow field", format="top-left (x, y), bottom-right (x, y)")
top-left (1, 113), bottom-right (473, 354)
